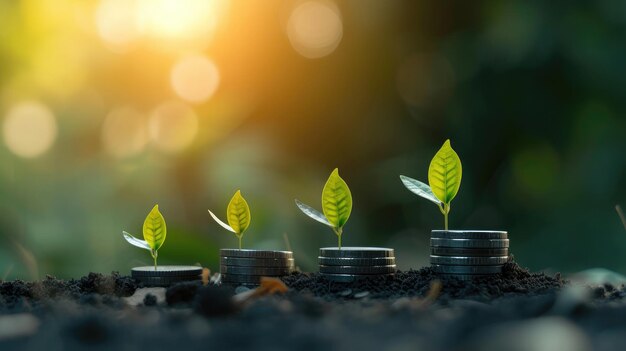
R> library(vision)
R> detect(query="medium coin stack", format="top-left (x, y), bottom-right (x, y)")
top-left (430, 230), bottom-right (509, 280)
top-left (220, 249), bottom-right (295, 286)
top-left (131, 266), bottom-right (203, 287)
top-left (319, 247), bottom-right (396, 283)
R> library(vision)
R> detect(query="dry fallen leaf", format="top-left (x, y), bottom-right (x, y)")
top-left (232, 277), bottom-right (289, 304)
top-left (201, 268), bottom-right (211, 286)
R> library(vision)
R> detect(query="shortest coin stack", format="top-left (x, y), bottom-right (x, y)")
top-left (220, 249), bottom-right (294, 286)
top-left (319, 247), bottom-right (396, 283)
top-left (430, 230), bottom-right (509, 280)
top-left (131, 266), bottom-right (203, 287)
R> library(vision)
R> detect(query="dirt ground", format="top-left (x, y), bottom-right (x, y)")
top-left (0, 262), bottom-right (624, 351)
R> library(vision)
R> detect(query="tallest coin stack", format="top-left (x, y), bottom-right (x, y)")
top-left (429, 230), bottom-right (509, 280)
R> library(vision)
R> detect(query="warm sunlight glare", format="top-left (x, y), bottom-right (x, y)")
top-left (137, 0), bottom-right (220, 47)
top-left (3, 101), bottom-right (57, 158)
top-left (148, 101), bottom-right (198, 153)
top-left (171, 55), bottom-right (220, 103)
top-left (101, 107), bottom-right (148, 158)
top-left (287, 0), bottom-right (343, 59)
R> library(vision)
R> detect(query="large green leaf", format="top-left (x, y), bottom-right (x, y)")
top-left (143, 204), bottom-right (166, 251)
top-left (400, 175), bottom-right (441, 205)
top-left (227, 190), bottom-right (251, 234)
top-left (428, 140), bottom-right (462, 204)
top-left (322, 168), bottom-right (352, 228)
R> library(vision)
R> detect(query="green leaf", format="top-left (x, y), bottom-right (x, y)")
top-left (400, 175), bottom-right (441, 205)
top-left (122, 231), bottom-right (151, 251)
top-left (227, 190), bottom-right (251, 234)
top-left (295, 199), bottom-right (333, 227)
top-left (428, 140), bottom-right (462, 205)
top-left (143, 204), bottom-right (166, 252)
top-left (322, 168), bottom-right (352, 228)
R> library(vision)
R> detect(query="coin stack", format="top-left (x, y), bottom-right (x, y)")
top-left (318, 247), bottom-right (396, 283)
top-left (430, 230), bottom-right (509, 280)
top-left (220, 249), bottom-right (295, 286)
top-left (131, 266), bottom-right (203, 287)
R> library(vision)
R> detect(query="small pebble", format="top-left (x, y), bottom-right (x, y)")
top-left (354, 291), bottom-right (370, 299)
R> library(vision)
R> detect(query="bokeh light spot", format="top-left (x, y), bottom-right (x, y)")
top-left (2, 101), bottom-right (58, 158)
top-left (148, 101), bottom-right (198, 153)
top-left (171, 55), bottom-right (220, 103)
top-left (287, 1), bottom-right (343, 59)
top-left (95, 0), bottom-right (141, 47)
top-left (101, 107), bottom-right (148, 158)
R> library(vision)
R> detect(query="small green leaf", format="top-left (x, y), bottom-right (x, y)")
top-left (208, 210), bottom-right (236, 233)
top-left (428, 140), bottom-right (462, 205)
top-left (143, 204), bottom-right (166, 252)
top-left (400, 175), bottom-right (441, 205)
top-left (122, 231), bottom-right (151, 251)
top-left (322, 168), bottom-right (352, 229)
top-left (227, 190), bottom-right (251, 234)
top-left (295, 199), bottom-right (333, 227)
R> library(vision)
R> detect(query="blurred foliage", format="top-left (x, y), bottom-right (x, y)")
top-left (0, 0), bottom-right (625, 279)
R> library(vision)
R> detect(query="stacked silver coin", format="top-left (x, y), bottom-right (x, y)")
top-left (430, 230), bottom-right (509, 280)
top-left (131, 266), bottom-right (203, 287)
top-left (220, 249), bottom-right (295, 286)
top-left (319, 247), bottom-right (396, 283)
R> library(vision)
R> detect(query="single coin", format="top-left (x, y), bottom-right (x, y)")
top-left (319, 273), bottom-right (394, 283)
top-left (431, 264), bottom-right (504, 274)
top-left (134, 275), bottom-right (201, 287)
top-left (220, 249), bottom-right (293, 259)
top-left (220, 265), bottom-right (293, 275)
top-left (430, 255), bottom-right (509, 265)
top-left (319, 265), bottom-right (396, 275)
top-left (220, 257), bottom-right (294, 267)
top-left (319, 247), bottom-right (394, 258)
top-left (430, 238), bottom-right (509, 248)
top-left (131, 266), bottom-right (203, 277)
top-left (318, 256), bottom-right (396, 266)
top-left (431, 230), bottom-right (508, 239)
top-left (430, 247), bottom-right (509, 257)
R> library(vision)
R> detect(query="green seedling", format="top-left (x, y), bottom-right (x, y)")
top-left (122, 204), bottom-right (167, 270)
top-left (400, 139), bottom-right (462, 230)
top-left (296, 168), bottom-right (352, 249)
top-left (208, 190), bottom-right (251, 250)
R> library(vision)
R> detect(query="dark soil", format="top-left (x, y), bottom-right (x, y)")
top-left (0, 263), bottom-right (625, 351)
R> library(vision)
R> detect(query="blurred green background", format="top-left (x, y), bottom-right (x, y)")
top-left (0, 0), bottom-right (625, 280)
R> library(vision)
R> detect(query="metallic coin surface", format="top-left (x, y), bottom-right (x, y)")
top-left (134, 275), bottom-right (201, 287)
top-left (319, 247), bottom-right (394, 258)
top-left (430, 247), bottom-right (509, 257)
top-left (429, 255), bottom-right (509, 265)
top-left (219, 249), bottom-right (293, 259)
top-left (431, 264), bottom-right (504, 274)
top-left (318, 256), bottom-right (396, 266)
top-left (220, 257), bottom-right (294, 267)
top-left (319, 265), bottom-right (397, 275)
top-left (220, 265), bottom-right (293, 275)
top-left (319, 273), bottom-right (395, 283)
top-left (131, 266), bottom-right (203, 277)
top-left (431, 230), bottom-right (508, 240)
top-left (430, 238), bottom-right (509, 248)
